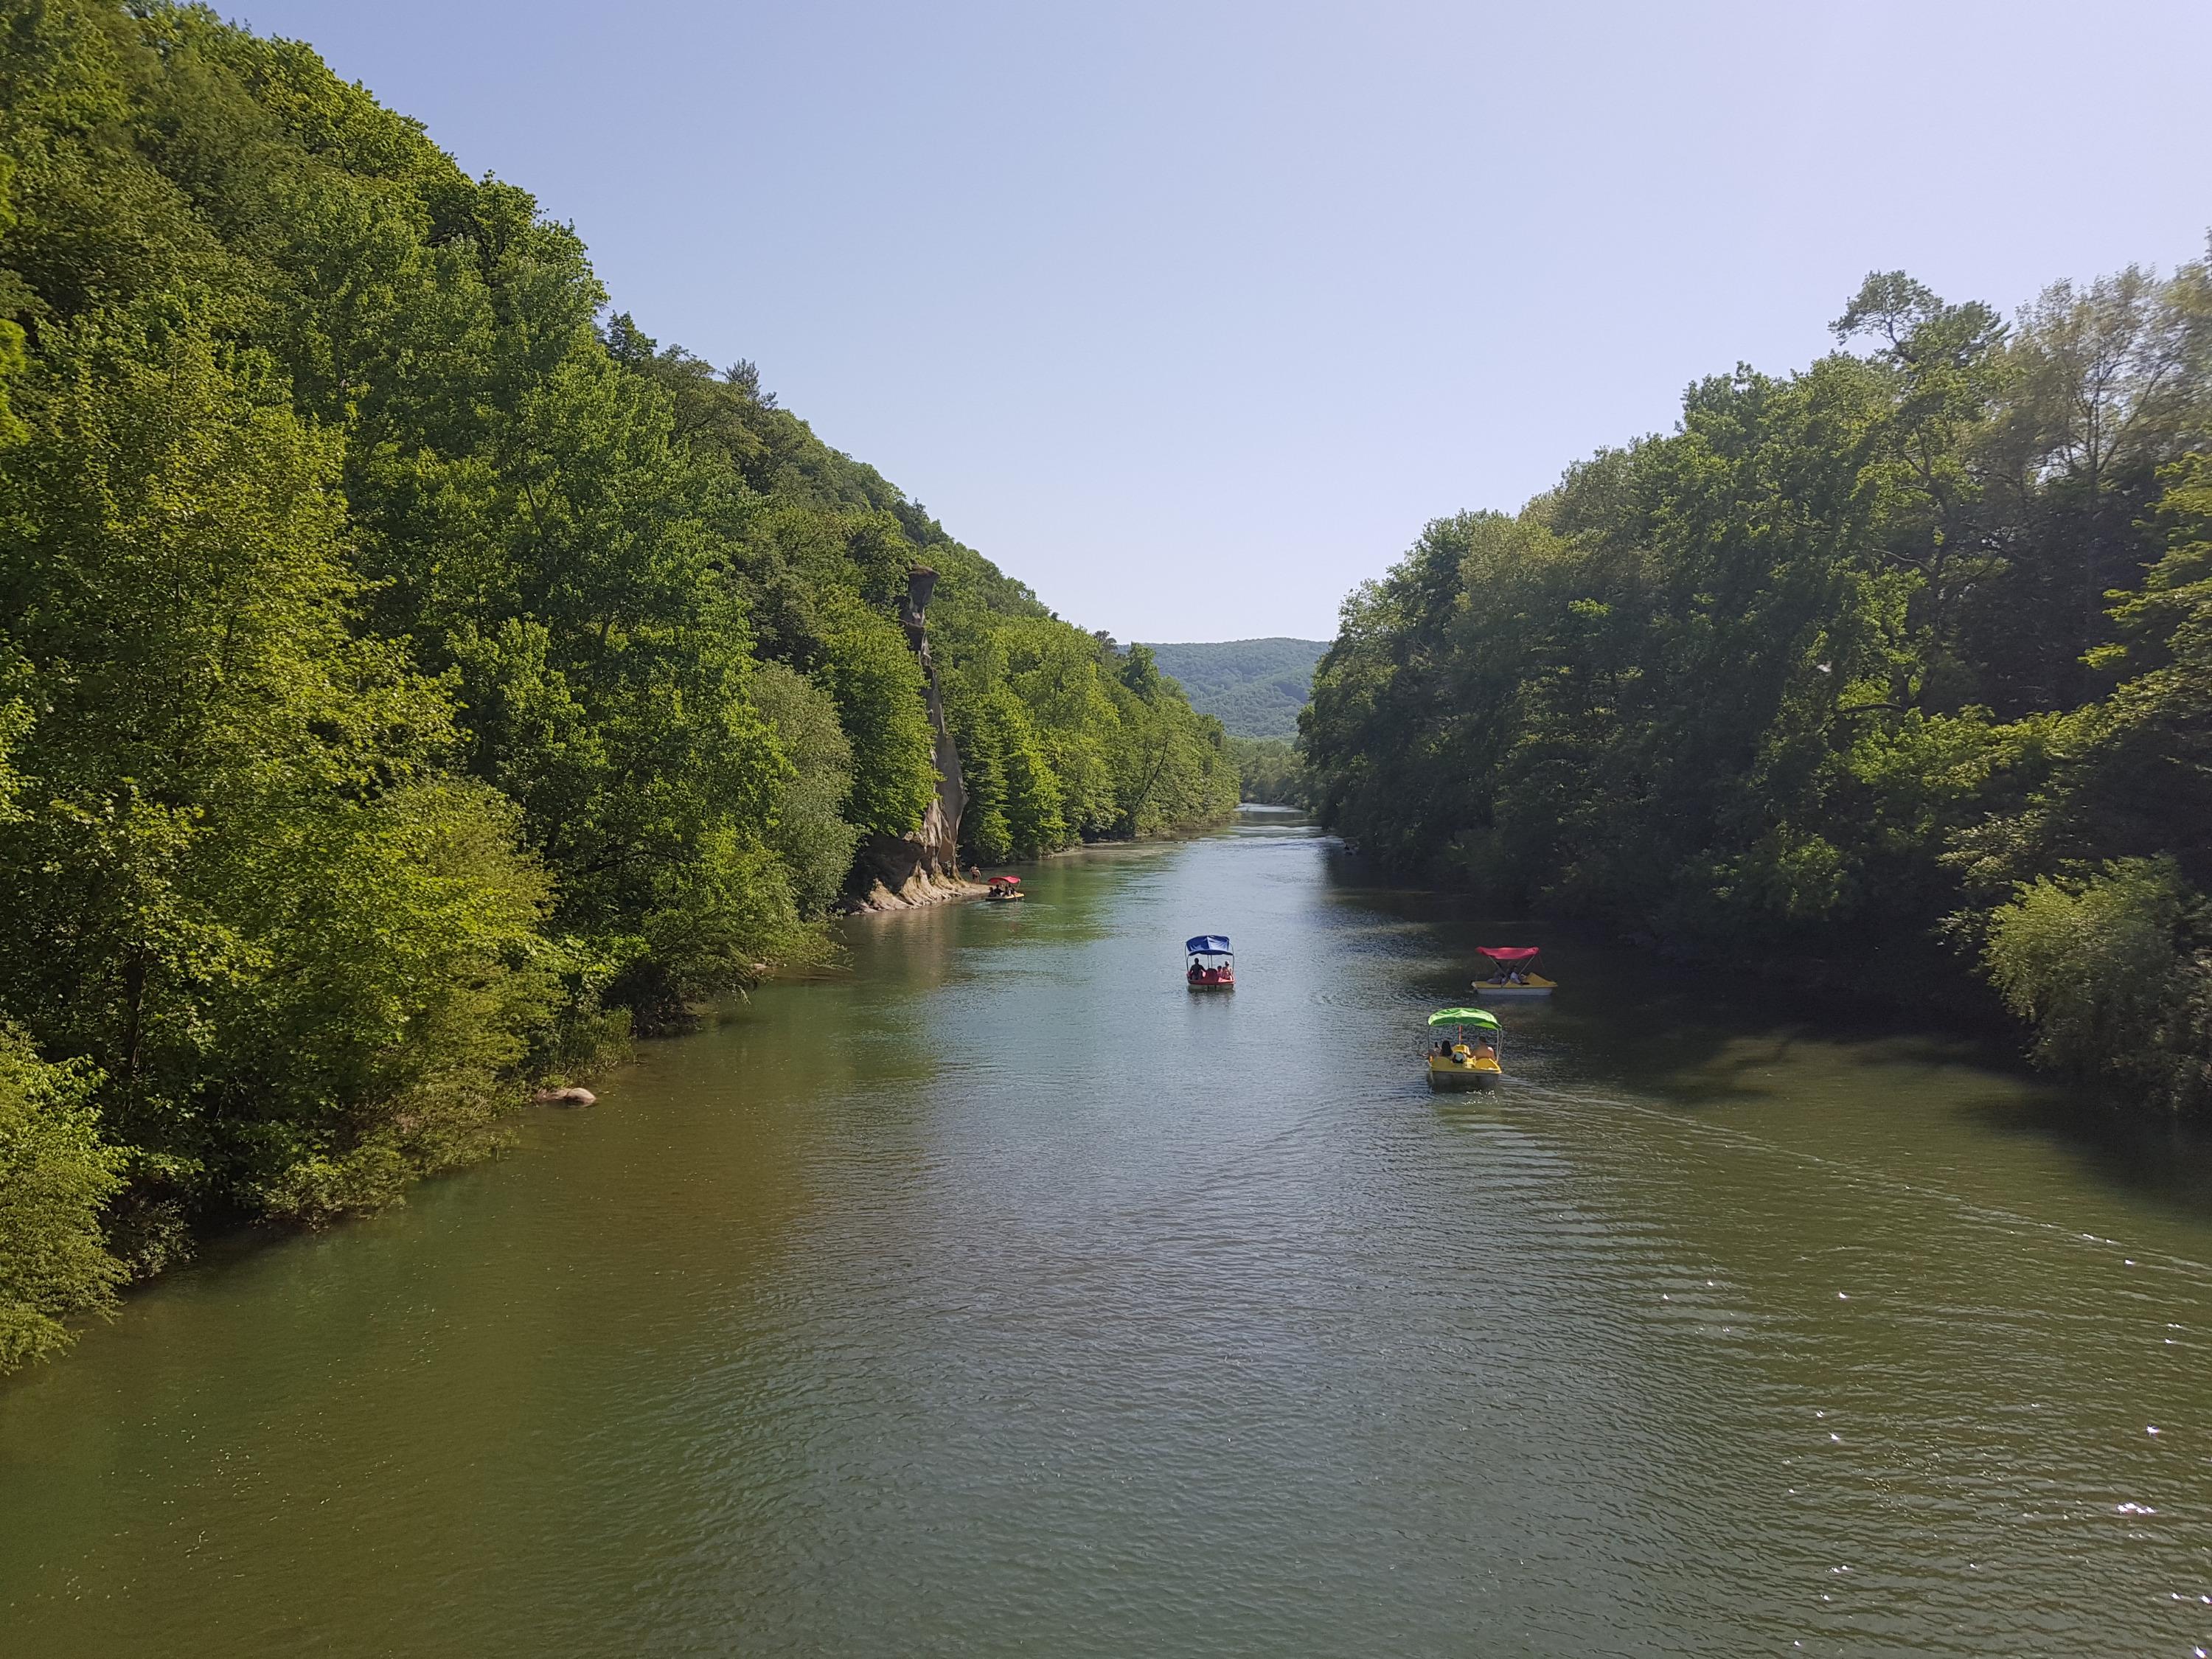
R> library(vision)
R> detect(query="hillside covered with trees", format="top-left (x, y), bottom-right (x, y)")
top-left (1304, 257), bottom-right (2212, 1116)
top-left (1144, 638), bottom-right (1326, 738)
top-left (0, 1), bottom-right (1234, 1373)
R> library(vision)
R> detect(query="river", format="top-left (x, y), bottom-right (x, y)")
top-left (4, 810), bottom-right (2211, 1657)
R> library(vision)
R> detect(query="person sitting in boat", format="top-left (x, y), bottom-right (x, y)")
top-left (1472, 1037), bottom-right (1497, 1062)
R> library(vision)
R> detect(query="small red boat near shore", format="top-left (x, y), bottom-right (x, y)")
top-left (1186, 934), bottom-right (1235, 990)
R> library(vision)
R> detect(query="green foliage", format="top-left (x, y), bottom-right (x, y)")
top-left (1103, 646), bottom-right (1239, 840)
top-left (0, 1029), bottom-right (123, 1372)
top-left (1984, 860), bottom-right (2212, 1113)
top-left (1144, 638), bottom-right (1328, 738)
top-left (938, 619), bottom-right (1234, 863)
top-left (1304, 253), bottom-right (2212, 1113)
top-left (220, 781), bottom-right (557, 1222)
top-left (0, 0), bottom-right (1238, 1351)
top-left (749, 661), bottom-right (861, 914)
top-left (950, 684), bottom-right (1066, 863)
top-left (0, 158), bottom-right (27, 445)
top-left (1224, 737), bottom-right (1307, 806)
top-left (0, 299), bottom-right (559, 1241)
top-left (820, 599), bottom-right (936, 839)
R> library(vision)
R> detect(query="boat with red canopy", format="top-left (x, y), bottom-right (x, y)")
top-left (986, 875), bottom-right (1024, 901)
top-left (1186, 934), bottom-right (1234, 990)
top-left (1471, 945), bottom-right (1555, 998)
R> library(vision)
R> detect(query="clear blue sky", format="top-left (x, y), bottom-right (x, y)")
top-left (240, 0), bottom-right (2211, 643)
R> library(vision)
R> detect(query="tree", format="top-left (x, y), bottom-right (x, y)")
top-left (0, 1), bottom-right (1242, 1352)
top-left (1304, 255), bottom-right (2212, 1113)
top-left (0, 1031), bottom-right (122, 1372)
top-left (748, 661), bottom-right (860, 914)
top-left (0, 307), bottom-right (558, 1242)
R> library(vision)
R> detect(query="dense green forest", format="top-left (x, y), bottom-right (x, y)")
top-left (0, 1), bottom-right (1234, 1373)
top-left (1140, 641), bottom-right (1321, 802)
top-left (1144, 638), bottom-right (1326, 738)
top-left (1306, 257), bottom-right (2212, 1116)
top-left (1222, 737), bottom-right (1308, 806)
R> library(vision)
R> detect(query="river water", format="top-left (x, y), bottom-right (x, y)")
top-left (5, 810), bottom-right (2212, 1657)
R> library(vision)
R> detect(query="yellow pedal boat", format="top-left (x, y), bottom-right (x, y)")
top-left (1426, 1006), bottom-right (1503, 1091)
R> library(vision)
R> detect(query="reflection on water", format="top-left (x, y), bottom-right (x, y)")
top-left (5, 811), bottom-right (2212, 1657)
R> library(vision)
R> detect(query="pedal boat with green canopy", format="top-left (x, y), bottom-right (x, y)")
top-left (1427, 1007), bottom-right (1503, 1091)
top-left (1471, 945), bottom-right (1555, 998)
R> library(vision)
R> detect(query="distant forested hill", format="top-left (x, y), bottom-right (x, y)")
top-left (1143, 639), bottom-right (1328, 737)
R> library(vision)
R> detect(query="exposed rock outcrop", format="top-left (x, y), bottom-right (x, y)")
top-left (849, 866), bottom-right (988, 913)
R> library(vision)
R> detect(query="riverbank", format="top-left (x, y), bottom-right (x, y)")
top-left (0, 800), bottom-right (1244, 1382)
top-left (844, 869), bottom-right (990, 913)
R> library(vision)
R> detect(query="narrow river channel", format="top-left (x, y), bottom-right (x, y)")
top-left (5, 810), bottom-right (2212, 1657)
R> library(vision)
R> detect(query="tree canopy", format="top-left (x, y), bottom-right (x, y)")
top-left (1304, 254), bottom-right (2212, 1114)
top-left (0, 1), bottom-right (1234, 1370)
top-left (1143, 638), bottom-right (1328, 738)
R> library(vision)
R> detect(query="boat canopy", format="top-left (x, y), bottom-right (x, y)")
top-left (1186, 935), bottom-right (1233, 956)
top-left (1478, 946), bottom-right (1541, 963)
top-left (1429, 1007), bottom-right (1502, 1030)
top-left (990, 874), bottom-right (1020, 886)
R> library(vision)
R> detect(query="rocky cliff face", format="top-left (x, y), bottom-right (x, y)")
top-left (851, 568), bottom-right (982, 911)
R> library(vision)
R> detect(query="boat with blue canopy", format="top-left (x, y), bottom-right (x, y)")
top-left (1186, 935), bottom-right (1234, 990)
top-left (1427, 1006), bottom-right (1503, 1090)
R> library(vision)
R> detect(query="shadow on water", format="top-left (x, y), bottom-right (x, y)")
top-left (1960, 1092), bottom-right (2212, 1222)
top-left (1316, 832), bottom-right (2212, 1220)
